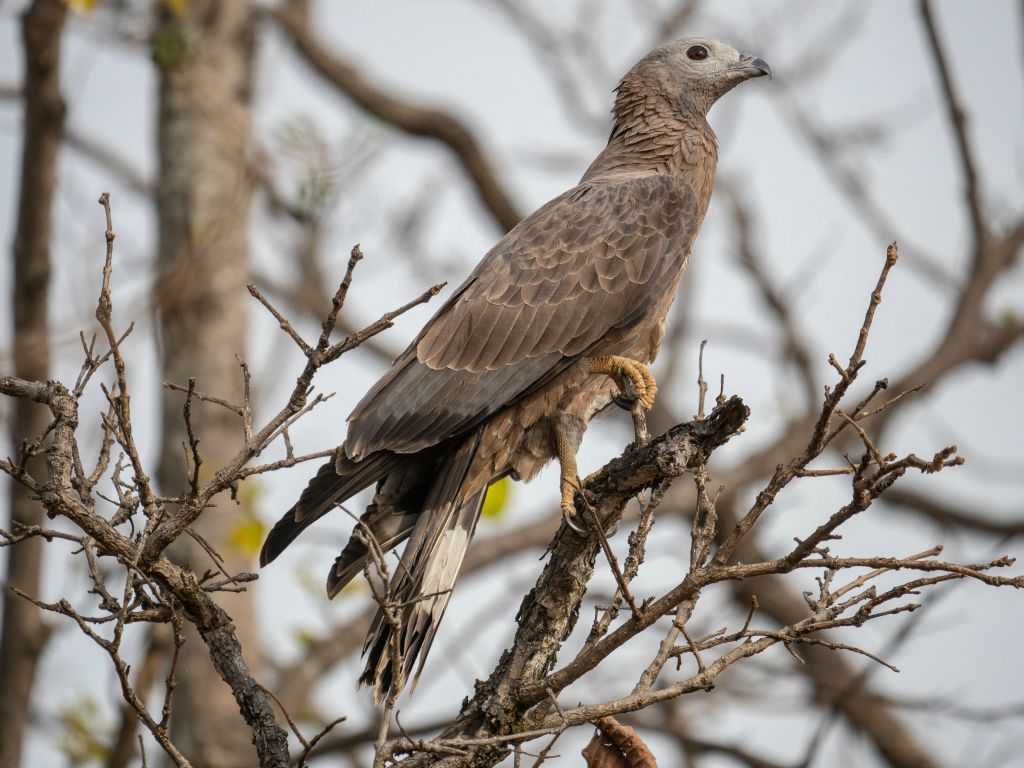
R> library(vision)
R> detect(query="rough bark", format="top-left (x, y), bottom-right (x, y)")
top-left (395, 397), bottom-right (750, 767)
top-left (0, 3), bottom-right (66, 766)
top-left (641, 406), bottom-right (949, 768)
top-left (0, 374), bottom-right (292, 767)
top-left (643, 212), bottom-right (1023, 768)
top-left (152, 2), bottom-right (259, 764)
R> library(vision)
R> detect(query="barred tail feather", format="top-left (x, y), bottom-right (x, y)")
top-left (358, 432), bottom-right (486, 703)
top-left (326, 503), bottom-right (420, 597)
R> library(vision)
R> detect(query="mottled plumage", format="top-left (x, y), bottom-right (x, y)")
top-left (261, 38), bottom-right (769, 701)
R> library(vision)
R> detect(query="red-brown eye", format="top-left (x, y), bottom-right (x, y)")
top-left (687, 45), bottom-right (708, 61)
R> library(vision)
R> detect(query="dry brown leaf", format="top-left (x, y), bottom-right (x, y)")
top-left (581, 716), bottom-right (658, 767)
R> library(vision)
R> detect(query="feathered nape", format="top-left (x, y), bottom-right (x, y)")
top-left (609, 70), bottom-right (661, 141)
top-left (585, 68), bottom-right (717, 190)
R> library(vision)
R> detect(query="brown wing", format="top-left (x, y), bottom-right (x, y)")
top-left (345, 173), bottom-right (699, 459)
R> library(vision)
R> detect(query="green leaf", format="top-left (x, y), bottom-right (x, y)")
top-left (151, 25), bottom-right (190, 69)
top-left (57, 694), bottom-right (111, 764)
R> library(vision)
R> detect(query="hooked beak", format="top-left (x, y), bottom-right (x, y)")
top-left (731, 54), bottom-right (772, 80)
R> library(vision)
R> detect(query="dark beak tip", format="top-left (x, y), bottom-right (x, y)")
top-left (751, 56), bottom-right (772, 80)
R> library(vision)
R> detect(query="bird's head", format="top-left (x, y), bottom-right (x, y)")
top-left (620, 37), bottom-right (770, 118)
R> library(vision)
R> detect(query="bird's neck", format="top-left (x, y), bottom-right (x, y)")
top-left (581, 92), bottom-right (719, 215)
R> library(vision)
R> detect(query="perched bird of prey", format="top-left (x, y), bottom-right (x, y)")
top-left (261, 38), bottom-right (769, 701)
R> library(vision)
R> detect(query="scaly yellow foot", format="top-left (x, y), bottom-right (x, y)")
top-left (553, 418), bottom-right (586, 533)
top-left (586, 355), bottom-right (658, 411)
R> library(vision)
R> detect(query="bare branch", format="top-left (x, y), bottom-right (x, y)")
top-left (268, 0), bottom-right (523, 232)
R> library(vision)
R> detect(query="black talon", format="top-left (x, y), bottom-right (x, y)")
top-left (562, 506), bottom-right (588, 534)
top-left (612, 393), bottom-right (637, 411)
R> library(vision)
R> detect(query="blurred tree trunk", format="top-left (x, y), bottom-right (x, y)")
top-left (152, 2), bottom-right (258, 764)
top-left (0, 3), bottom-right (66, 767)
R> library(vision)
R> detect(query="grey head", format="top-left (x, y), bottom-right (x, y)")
top-left (621, 37), bottom-right (770, 118)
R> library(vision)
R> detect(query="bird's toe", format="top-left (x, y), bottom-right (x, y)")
top-left (561, 504), bottom-right (588, 534)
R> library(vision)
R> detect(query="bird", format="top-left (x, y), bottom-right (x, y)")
top-left (260, 38), bottom-right (770, 702)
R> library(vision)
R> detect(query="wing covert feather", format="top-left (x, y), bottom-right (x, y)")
top-left (346, 174), bottom-right (698, 459)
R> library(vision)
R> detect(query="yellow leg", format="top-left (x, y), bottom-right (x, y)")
top-left (553, 419), bottom-right (584, 530)
top-left (586, 355), bottom-right (658, 411)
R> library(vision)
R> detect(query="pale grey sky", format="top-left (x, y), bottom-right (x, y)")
top-left (1, 2), bottom-right (1022, 766)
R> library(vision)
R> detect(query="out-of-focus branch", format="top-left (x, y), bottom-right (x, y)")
top-left (65, 128), bottom-right (153, 196)
top-left (485, 0), bottom-right (702, 139)
top-left (721, 180), bottom-right (818, 409)
top-left (919, 0), bottom-right (985, 246)
top-left (268, 0), bottom-right (523, 233)
top-left (778, 96), bottom-right (958, 290)
top-left (883, 487), bottom-right (1024, 538)
top-left (0, 84), bottom-right (153, 198)
top-left (756, 2), bottom-right (868, 90)
top-left (0, 3), bottom-right (66, 767)
top-left (485, 0), bottom-right (608, 132)
top-left (643, 704), bottom-right (795, 768)
top-left (643, 0), bottom-right (701, 45)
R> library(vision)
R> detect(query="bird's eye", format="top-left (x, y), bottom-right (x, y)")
top-left (687, 45), bottom-right (709, 61)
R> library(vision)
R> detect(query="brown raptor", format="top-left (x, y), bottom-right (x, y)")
top-left (260, 37), bottom-right (770, 701)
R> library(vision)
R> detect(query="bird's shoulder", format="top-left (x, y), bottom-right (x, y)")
top-left (413, 173), bottom-right (699, 368)
top-left (486, 172), bottom-right (698, 278)
top-left (343, 173), bottom-right (700, 458)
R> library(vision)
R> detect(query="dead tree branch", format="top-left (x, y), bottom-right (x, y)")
top-left (0, 196), bottom-right (447, 767)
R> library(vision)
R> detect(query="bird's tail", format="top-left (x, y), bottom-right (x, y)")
top-left (259, 449), bottom-right (399, 567)
top-left (358, 432), bottom-right (485, 703)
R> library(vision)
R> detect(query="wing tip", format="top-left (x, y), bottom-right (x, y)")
top-left (325, 554), bottom-right (364, 599)
top-left (259, 507), bottom-right (301, 568)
